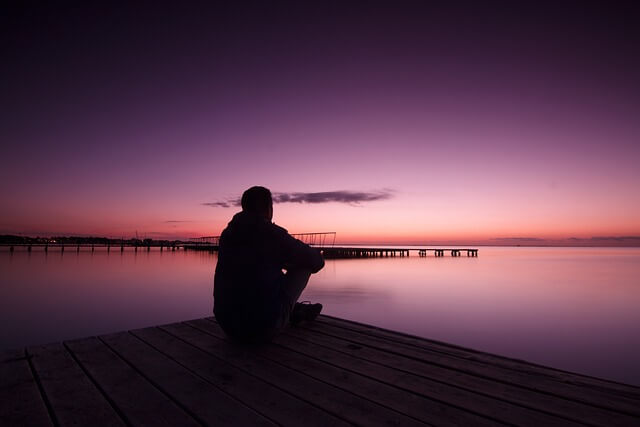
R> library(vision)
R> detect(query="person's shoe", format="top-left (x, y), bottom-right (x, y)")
top-left (290, 301), bottom-right (323, 326)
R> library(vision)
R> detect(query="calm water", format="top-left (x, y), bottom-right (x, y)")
top-left (1, 246), bottom-right (639, 386)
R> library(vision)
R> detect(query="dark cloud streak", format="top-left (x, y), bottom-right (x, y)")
top-left (201, 201), bottom-right (236, 208)
top-left (570, 236), bottom-right (640, 242)
top-left (203, 190), bottom-right (394, 208)
top-left (490, 237), bottom-right (545, 242)
top-left (273, 190), bottom-right (393, 204)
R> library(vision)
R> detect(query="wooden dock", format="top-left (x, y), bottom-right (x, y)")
top-left (2, 316), bottom-right (638, 426)
top-left (183, 246), bottom-right (479, 258)
top-left (183, 234), bottom-right (479, 258)
top-left (321, 247), bottom-right (478, 258)
top-left (2, 243), bottom-right (187, 253)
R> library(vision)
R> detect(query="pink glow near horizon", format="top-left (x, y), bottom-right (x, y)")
top-left (1, 3), bottom-right (639, 245)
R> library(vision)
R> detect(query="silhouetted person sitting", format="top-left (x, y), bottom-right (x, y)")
top-left (214, 186), bottom-right (325, 343)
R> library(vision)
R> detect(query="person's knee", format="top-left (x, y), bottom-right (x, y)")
top-left (285, 269), bottom-right (312, 288)
top-left (286, 267), bottom-right (312, 279)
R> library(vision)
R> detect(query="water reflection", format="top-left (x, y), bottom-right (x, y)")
top-left (1, 246), bottom-right (639, 386)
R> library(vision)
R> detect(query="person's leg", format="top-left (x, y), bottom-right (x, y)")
top-left (272, 267), bottom-right (312, 331)
top-left (268, 267), bottom-right (325, 335)
top-left (280, 267), bottom-right (312, 315)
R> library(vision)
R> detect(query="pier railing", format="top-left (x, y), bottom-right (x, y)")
top-left (185, 232), bottom-right (336, 250)
top-left (290, 232), bottom-right (336, 248)
top-left (189, 236), bottom-right (220, 246)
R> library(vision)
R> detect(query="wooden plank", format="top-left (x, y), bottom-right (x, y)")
top-left (172, 319), bottom-right (427, 427)
top-left (186, 320), bottom-right (498, 427)
top-left (8, 314), bottom-right (639, 427)
top-left (305, 317), bottom-right (640, 418)
top-left (64, 337), bottom-right (200, 427)
top-left (282, 325), bottom-right (640, 426)
top-left (27, 343), bottom-right (125, 427)
top-left (0, 349), bottom-right (52, 427)
top-left (274, 329), bottom-right (588, 427)
top-left (100, 330), bottom-right (274, 427)
top-left (131, 325), bottom-right (348, 427)
top-left (195, 323), bottom-right (510, 426)
top-left (319, 315), bottom-right (640, 398)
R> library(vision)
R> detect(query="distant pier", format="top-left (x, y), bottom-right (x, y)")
top-left (2, 242), bottom-right (185, 253)
top-left (322, 247), bottom-right (478, 258)
top-left (3, 232), bottom-right (479, 258)
top-left (182, 233), bottom-right (478, 258)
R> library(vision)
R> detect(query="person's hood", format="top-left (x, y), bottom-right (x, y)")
top-left (228, 211), bottom-right (270, 227)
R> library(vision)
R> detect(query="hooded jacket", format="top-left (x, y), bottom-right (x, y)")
top-left (214, 211), bottom-right (324, 339)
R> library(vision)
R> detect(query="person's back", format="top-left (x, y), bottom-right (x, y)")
top-left (214, 186), bottom-right (324, 343)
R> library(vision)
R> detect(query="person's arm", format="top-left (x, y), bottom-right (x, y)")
top-left (277, 228), bottom-right (325, 273)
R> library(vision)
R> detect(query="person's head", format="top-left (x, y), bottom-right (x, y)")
top-left (241, 186), bottom-right (273, 220)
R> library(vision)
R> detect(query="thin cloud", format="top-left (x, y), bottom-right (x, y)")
top-left (490, 237), bottom-right (545, 242)
top-left (202, 201), bottom-right (236, 208)
top-left (163, 220), bottom-right (193, 223)
top-left (569, 236), bottom-right (640, 242)
top-left (203, 190), bottom-right (394, 208)
top-left (273, 190), bottom-right (393, 204)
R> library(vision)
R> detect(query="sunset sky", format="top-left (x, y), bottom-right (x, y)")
top-left (2, 2), bottom-right (639, 245)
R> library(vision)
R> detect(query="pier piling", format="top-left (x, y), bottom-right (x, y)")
top-left (319, 247), bottom-right (478, 259)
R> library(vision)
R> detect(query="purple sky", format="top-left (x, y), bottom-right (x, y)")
top-left (1, 2), bottom-right (639, 244)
